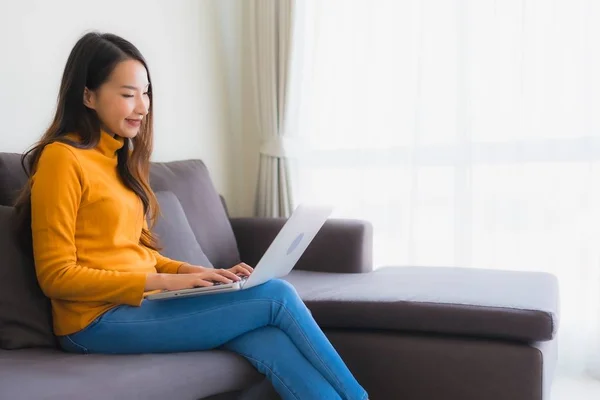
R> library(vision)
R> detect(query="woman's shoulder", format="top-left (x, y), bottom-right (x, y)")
top-left (36, 136), bottom-right (84, 176)
top-left (39, 140), bottom-right (79, 162)
top-left (40, 132), bottom-right (86, 157)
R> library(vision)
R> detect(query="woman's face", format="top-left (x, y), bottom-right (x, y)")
top-left (83, 59), bottom-right (150, 139)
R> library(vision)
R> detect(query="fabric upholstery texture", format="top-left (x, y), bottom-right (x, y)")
top-left (152, 191), bottom-right (213, 268)
top-left (0, 206), bottom-right (55, 349)
top-left (283, 267), bottom-right (559, 342)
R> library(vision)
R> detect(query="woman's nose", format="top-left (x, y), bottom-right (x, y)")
top-left (136, 99), bottom-right (149, 116)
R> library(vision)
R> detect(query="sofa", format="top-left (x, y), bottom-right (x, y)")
top-left (0, 152), bottom-right (560, 400)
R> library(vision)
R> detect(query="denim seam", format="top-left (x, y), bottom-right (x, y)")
top-left (273, 299), bottom-right (349, 400)
top-left (235, 351), bottom-right (301, 400)
top-left (64, 335), bottom-right (89, 354)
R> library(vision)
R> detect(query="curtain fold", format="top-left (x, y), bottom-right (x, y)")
top-left (248, 0), bottom-right (295, 217)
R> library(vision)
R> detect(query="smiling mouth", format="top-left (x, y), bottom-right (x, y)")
top-left (125, 118), bottom-right (142, 127)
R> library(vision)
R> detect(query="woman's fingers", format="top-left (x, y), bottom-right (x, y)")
top-left (192, 278), bottom-right (214, 287)
top-left (242, 263), bottom-right (254, 273)
top-left (233, 263), bottom-right (253, 275)
top-left (215, 268), bottom-right (241, 281)
top-left (210, 271), bottom-right (234, 284)
top-left (229, 265), bottom-right (243, 275)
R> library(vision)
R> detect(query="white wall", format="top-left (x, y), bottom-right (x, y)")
top-left (0, 0), bottom-right (244, 212)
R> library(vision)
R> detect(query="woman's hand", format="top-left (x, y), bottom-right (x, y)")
top-left (146, 262), bottom-right (254, 291)
top-left (177, 263), bottom-right (208, 274)
top-left (178, 262), bottom-right (254, 279)
top-left (145, 270), bottom-right (238, 292)
top-left (227, 262), bottom-right (254, 277)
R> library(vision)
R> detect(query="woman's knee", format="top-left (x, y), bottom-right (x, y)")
top-left (259, 279), bottom-right (298, 301)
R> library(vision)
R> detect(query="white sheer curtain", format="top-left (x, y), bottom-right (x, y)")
top-left (291, 0), bottom-right (600, 377)
top-left (248, 0), bottom-right (295, 218)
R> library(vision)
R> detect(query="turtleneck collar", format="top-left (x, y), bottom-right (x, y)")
top-left (98, 129), bottom-right (126, 158)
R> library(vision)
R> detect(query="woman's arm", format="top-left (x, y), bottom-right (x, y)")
top-left (31, 144), bottom-right (147, 305)
top-left (147, 247), bottom-right (186, 274)
top-left (177, 263), bottom-right (205, 274)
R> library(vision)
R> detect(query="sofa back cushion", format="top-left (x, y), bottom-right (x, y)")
top-left (0, 153), bottom-right (27, 206)
top-left (152, 191), bottom-right (214, 268)
top-left (0, 205), bottom-right (56, 349)
top-left (149, 160), bottom-right (240, 269)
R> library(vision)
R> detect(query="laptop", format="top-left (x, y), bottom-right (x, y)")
top-left (146, 204), bottom-right (333, 301)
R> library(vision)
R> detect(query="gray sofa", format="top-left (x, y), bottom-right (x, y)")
top-left (0, 152), bottom-right (560, 400)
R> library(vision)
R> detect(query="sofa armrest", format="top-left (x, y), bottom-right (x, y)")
top-left (229, 217), bottom-right (373, 274)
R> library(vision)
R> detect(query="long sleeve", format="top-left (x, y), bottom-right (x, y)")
top-left (142, 219), bottom-right (185, 274)
top-left (31, 144), bottom-right (147, 305)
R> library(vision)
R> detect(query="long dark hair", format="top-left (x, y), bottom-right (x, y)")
top-left (13, 32), bottom-right (160, 250)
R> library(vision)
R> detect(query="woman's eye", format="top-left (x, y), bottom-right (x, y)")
top-left (143, 92), bottom-right (149, 96)
top-left (121, 94), bottom-right (134, 98)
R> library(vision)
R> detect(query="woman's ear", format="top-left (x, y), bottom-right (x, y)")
top-left (83, 87), bottom-right (96, 109)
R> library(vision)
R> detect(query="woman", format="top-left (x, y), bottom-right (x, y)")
top-left (13, 32), bottom-right (368, 400)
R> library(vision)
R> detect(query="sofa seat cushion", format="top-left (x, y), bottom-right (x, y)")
top-left (0, 348), bottom-right (262, 400)
top-left (283, 266), bottom-right (559, 343)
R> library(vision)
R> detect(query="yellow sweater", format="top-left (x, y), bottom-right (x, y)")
top-left (30, 131), bottom-right (184, 336)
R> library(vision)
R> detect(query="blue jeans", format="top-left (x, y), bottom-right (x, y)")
top-left (58, 279), bottom-right (368, 400)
